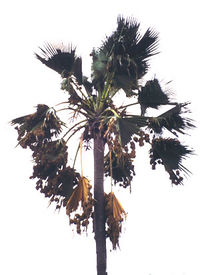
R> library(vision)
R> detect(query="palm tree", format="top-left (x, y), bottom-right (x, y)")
top-left (11, 16), bottom-right (194, 275)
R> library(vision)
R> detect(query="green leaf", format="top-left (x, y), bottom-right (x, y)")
top-left (116, 116), bottom-right (149, 146)
top-left (91, 50), bottom-right (108, 91)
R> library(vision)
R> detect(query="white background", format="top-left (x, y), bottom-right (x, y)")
top-left (1, 1), bottom-right (200, 274)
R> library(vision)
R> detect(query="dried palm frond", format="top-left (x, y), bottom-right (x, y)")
top-left (105, 192), bottom-right (126, 249)
top-left (11, 104), bottom-right (49, 128)
top-left (66, 177), bottom-right (94, 234)
top-left (66, 177), bottom-right (90, 214)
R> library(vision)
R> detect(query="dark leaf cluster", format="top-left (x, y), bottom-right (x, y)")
top-left (138, 78), bottom-right (170, 114)
top-left (92, 16), bottom-right (159, 94)
top-left (149, 104), bottom-right (195, 135)
top-left (117, 116), bottom-right (150, 146)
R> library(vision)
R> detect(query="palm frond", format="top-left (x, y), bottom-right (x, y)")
top-left (150, 138), bottom-right (193, 184)
top-left (105, 192), bottom-right (126, 249)
top-left (138, 78), bottom-right (170, 114)
top-left (101, 16), bottom-right (140, 56)
top-left (116, 116), bottom-right (150, 146)
top-left (91, 16), bottom-right (159, 96)
top-left (149, 103), bottom-right (195, 135)
top-left (11, 114), bottom-right (30, 125)
top-left (66, 177), bottom-right (94, 234)
top-left (134, 28), bottom-right (159, 63)
top-left (35, 43), bottom-right (83, 84)
top-left (11, 104), bottom-right (49, 129)
top-left (101, 16), bottom-right (158, 62)
top-left (66, 177), bottom-right (91, 215)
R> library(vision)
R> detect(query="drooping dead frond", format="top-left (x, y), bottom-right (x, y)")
top-left (105, 192), bottom-right (126, 249)
top-left (66, 177), bottom-right (94, 234)
top-left (66, 177), bottom-right (90, 214)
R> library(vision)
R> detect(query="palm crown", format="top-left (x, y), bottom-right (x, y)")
top-left (11, 16), bottom-right (194, 250)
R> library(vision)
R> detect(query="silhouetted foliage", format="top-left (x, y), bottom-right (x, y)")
top-left (11, 16), bottom-right (194, 275)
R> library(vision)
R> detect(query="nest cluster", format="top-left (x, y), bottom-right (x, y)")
top-left (11, 105), bottom-right (80, 209)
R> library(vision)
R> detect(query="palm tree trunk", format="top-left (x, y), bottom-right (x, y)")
top-left (93, 133), bottom-right (107, 275)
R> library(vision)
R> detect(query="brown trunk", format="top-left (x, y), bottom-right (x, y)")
top-left (93, 134), bottom-right (107, 275)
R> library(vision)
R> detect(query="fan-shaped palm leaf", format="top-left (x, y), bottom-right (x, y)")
top-left (35, 43), bottom-right (83, 84)
top-left (92, 16), bottom-right (159, 96)
top-left (149, 103), bottom-right (195, 135)
top-left (150, 138), bottom-right (193, 184)
top-left (138, 78), bottom-right (170, 114)
top-left (116, 116), bottom-right (150, 146)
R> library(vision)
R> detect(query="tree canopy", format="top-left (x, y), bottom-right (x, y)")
top-left (11, 16), bottom-right (194, 251)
